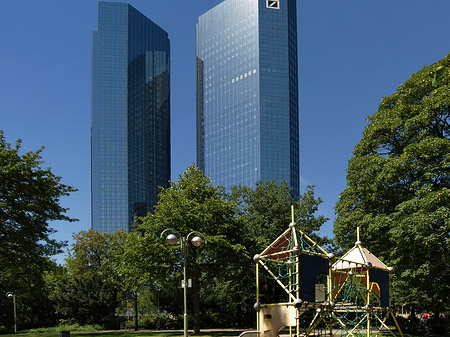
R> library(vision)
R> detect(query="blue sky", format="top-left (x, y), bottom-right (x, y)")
top-left (1, 0), bottom-right (449, 263)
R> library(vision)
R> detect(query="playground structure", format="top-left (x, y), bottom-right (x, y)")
top-left (246, 206), bottom-right (404, 337)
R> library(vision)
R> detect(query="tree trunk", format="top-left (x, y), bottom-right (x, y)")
top-left (134, 292), bottom-right (139, 331)
top-left (192, 265), bottom-right (201, 333)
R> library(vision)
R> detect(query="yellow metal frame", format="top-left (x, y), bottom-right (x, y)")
top-left (253, 210), bottom-right (404, 337)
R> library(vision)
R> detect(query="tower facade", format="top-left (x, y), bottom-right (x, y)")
top-left (196, 0), bottom-right (299, 196)
top-left (92, 2), bottom-right (170, 233)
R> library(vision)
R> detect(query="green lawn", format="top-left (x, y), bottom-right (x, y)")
top-left (1, 330), bottom-right (429, 337)
top-left (2, 331), bottom-right (242, 337)
top-left (0, 330), bottom-right (432, 337)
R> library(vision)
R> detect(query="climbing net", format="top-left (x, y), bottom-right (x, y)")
top-left (253, 212), bottom-right (404, 337)
top-left (256, 226), bottom-right (329, 303)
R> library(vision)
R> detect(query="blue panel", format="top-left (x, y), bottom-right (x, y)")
top-left (299, 254), bottom-right (329, 303)
top-left (369, 268), bottom-right (390, 308)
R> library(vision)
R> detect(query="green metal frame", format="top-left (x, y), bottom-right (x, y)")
top-left (253, 207), bottom-right (404, 337)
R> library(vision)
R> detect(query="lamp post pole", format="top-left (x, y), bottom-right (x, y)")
top-left (182, 237), bottom-right (188, 337)
top-left (6, 292), bottom-right (16, 334)
top-left (161, 229), bottom-right (206, 337)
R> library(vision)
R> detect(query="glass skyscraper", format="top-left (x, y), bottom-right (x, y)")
top-left (92, 2), bottom-right (170, 233)
top-left (196, 0), bottom-right (299, 197)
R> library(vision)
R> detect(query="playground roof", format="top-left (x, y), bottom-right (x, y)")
top-left (260, 226), bottom-right (328, 261)
top-left (333, 244), bottom-right (388, 270)
top-left (260, 228), bottom-right (292, 260)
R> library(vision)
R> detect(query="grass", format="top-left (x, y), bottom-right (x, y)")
top-left (21, 325), bottom-right (103, 334)
top-left (2, 330), bottom-right (243, 337)
top-left (1, 328), bottom-right (434, 337)
top-left (0, 332), bottom-right (427, 337)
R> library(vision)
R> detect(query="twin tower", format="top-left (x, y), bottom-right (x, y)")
top-left (92, 0), bottom-right (299, 233)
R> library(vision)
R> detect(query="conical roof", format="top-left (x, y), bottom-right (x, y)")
top-left (259, 226), bottom-right (328, 261)
top-left (333, 243), bottom-right (388, 270)
top-left (260, 228), bottom-right (293, 260)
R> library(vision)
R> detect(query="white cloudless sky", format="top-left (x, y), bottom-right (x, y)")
top-left (1, 0), bottom-right (449, 263)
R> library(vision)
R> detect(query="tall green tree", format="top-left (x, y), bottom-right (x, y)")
top-left (124, 168), bottom-right (329, 330)
top-left (50, 229), bottom-right (126, 327)
top-left (231, 181), bottom-right (329, 305)
top-left (118, 229), bottom-right (175, 330)
top-left (232, 181), bottom-right (329, 253)
top-left (131, 165), bottom-right (245, 333)
top-left (334, 54), bottom-right (450, 313)
top-left (0, 131), bottom-right (77, 330)
top-left (67, 229), bottom-right (126, 278)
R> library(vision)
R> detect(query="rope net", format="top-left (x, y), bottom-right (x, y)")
top-left (255, 222), bottom-right (401, 336)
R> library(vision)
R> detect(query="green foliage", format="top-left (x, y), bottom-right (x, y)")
top-left (0, 134), bottom-right (329, 331)
top-left (334, 54), bottom-right (450, 312)
top-left (231, 181), bottom-right (329, 305)
top-left (67, 229), bottom-right (127, 279)
top-left (232, 181), bottom-right (330, 254)
top-left (123, 168), bottom-right (329, 331)
top-left (49, 230), bottom-right (127, 327)
top-left (0, 131), bottom-right (77, 330)
top-left (128, 165), bottom-right (244, 332)
top-left (51, 272), bottom-right (119, 326)
top-left (119, 230), bottom-right (174, 292)
top-left (22, 323), bottom-right (103, 333)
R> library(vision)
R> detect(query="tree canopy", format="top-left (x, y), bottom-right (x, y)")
top-left (334, 54), bottom-right (450, 313)
top-left (127, 165), bottom-right (244, 332)
top-left (0, 130), bottom-right (330, 330)
top-left (50, 230), bottom-right (126, 326)
top-left (0, 131), bottom-right (77, 330)
top-left (122, 166), bottom-right (329, 331)
top-left (231, 181), bottom-right (329, 255)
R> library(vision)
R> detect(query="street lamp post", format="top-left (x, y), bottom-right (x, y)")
top-left (6, 292), bottom-right (16, 334)
top-left (160, 229), bottom-right (206, 337)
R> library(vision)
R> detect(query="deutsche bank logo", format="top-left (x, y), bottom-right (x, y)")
top-left (266, 0), bottom-right (280, 9)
